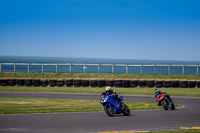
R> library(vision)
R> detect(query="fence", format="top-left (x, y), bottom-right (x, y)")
top-left (0, 63), bottom-right (199, 75)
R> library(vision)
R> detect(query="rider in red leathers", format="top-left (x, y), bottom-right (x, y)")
top-left (155, 89), bottom-right (171, 106)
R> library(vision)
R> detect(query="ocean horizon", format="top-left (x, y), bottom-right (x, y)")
top-left (1, 55), bottom-right (200, 65)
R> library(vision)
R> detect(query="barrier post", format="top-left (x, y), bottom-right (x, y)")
top-left (42, 64), bottom-right (44, 73)
top-left (0, 63), bottom-right (2, 73)
top-left (197, 65), bottom-right (199, 76)
top-left (168, 65), bottom-right (171, 75)
top-left (154, 64), bottom-right (156, 75)
top-left (98, 64), bottom-right (100, 74)
top-left (126, 64), bottom-right (128, 75)
top-left (182, 65), bottom-right (184, 75)
top-left (14, 63), bottom-right (16, 73)
top-left (70, 64), bottom-right (72, 73)
top-left (140, 65), bottom-right (142, 75)
top-left (84, 64), bottom-right (86, 74)
top-left (28, 63), bottom-right (30, 73)
top-left (56, 64), bottom-right (58, 74)
top-left (112, 64), bottom-right (114, 74)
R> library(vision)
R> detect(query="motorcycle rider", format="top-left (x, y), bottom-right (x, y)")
top-left (155, 89), bottom-right (171, 106)
top-left (102, 86), bottom-right (122, 103)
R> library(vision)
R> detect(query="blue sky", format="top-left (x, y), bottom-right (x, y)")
top-left (0, 0), bottom-right (200, 61)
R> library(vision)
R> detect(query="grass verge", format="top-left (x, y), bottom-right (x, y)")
top-left (0, 72), bottom-right (200, 80)
top-left (0, 86), bottom-right (200, 97)
top-left (0, 97), bottom-right (168, 115)
top-left (148, 129), bottom-right (200, 133)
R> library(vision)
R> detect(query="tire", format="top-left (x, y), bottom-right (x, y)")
top-left (73, 78), bottom-right (81, 87)
top-left (104, 105), bottom-right (114, 117)
top-left (180, 80), bottom-right (188, 88)
top-left (162, 101), bottom-right (168, 110)
top-left (122, 80), bottom-right (130, 88)
top-left (130, 80), bottom-right (138, 88)
top-left (66, 79), bottom-right (73, 87)
top-left (57, 79), bottom-right (65, 87)
top-left (121, 103), bottom-right (130, 116)
top-left (1, 79), bottom-right (8, 86)
top-left (164, 80), bottom-right (171, 88)
top-left (81, 79), bottom-right (89, 87)
top-left (89, 79), bottom-right (97, 87)
top-left (8, 79), bottom-right (16, 86)
top-left (156, 80), bottom-right (163, 88)
top-left (25, 79), bottom-right (32, 87)
top-left (147, 80), bottom-right (155, 88)
top-left (97, 79), bottom-right (105, 87)
top-left (197, 80), bottom-right (200, 88)
top-left (138, 80), bottom-right (146, 87)
top-left (41, 79), bottom-right (49, 87)
top-left (105, 79), bottom-right (113, 87)
top-left (33, 79), bottom-right (41, 87)
top-left (171, 80), bottom-right (179, 88)
top-left (49, 79), bottom-right (57, 87)
top-left (188, 80), bottom-right (196, 88)
top-left (114, 79), bottom-right (122, 88)
top-left (17, 79), bottom-right (24, 86)
top-left (171, 103), bottom-right (175, 110)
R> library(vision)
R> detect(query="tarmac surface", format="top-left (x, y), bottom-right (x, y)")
top-left (0, 92), bottom-right (200, 133)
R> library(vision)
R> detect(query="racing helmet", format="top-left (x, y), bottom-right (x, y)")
top-left (155, 89), bottom-right (160, 94)
top-left (105, 86), bottom-right (112, 92)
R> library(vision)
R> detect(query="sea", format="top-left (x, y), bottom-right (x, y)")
top-left (0, 55), bottom-right (200, 75)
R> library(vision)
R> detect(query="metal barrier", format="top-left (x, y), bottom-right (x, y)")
top-left (0, 63), bottom-right (199, 75)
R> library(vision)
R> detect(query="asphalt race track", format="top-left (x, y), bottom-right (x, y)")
top-left (0, 92), bottom-right (200, 133)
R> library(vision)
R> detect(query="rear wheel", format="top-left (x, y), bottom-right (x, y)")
top-left (121, 103), bottom-right (130, 116)
top-left (104, 105), bottom-right (114, 117)
top-left (171, 104), bottom-right (175, 110)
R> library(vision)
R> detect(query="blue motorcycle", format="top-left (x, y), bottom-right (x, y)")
top-left (100, 93), bottom-right (130, 116)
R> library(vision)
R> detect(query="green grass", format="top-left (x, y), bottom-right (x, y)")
top-left (0, 97), bottom-right (165, 115)
top-left (1, 72), bottom-right (200, 80)
top-left (1, 86), bottom-right (200, 97)
top-left (148, 129), bottom-right (200, 133)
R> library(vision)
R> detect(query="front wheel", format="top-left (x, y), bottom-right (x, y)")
top-left (161, 101), bottom-right (168, 110)
top-left (170, 101), bottom-right (175, 110)
top-left (104, 106), bottom-right (114, 117)
top-left (121, 103), bottom-right (130, 116)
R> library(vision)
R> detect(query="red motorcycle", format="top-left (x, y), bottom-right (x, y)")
top-left (156, 93), bottom-right (175, 110)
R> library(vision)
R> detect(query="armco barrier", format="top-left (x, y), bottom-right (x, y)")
top-left (0, 78), bottom-right (199, 88)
